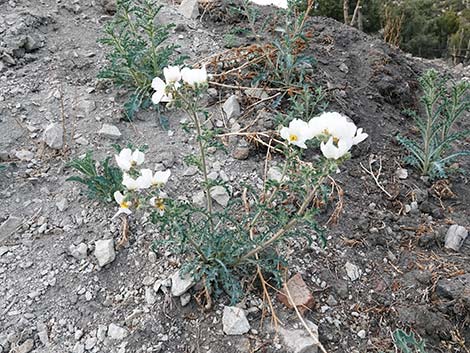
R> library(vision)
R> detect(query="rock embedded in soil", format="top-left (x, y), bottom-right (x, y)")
top-left (15, 149), bottom-right (34, 161)
top-left (42, 123), bottom-right (64, 150)
top-left (107, 323), bottom-right (128, 340)
top-left (210, 185), bottom-right (230, 207)
top-left (170, 270), bottom-right (194, 297)
top-left (69, 243), bottom-right (87, 260)
top-left (94, 239), bottom-right (115, 267)
top-left (222, 306), bottom-right (250, 335)
top-left (345, 261), bottom-right (361, 281)
top-left (223, 95), bottom-right (241, 119)
top-left (178, 0), bottom-right (199, 19)
top-left (278, 320), bottom-right (320, 353)
top-left (277, 273), bottom-right (315, 315)
top-left (444, 224), bottom-right (468, 251)
top-left (16, 339), bottom-right (34, 353)
top-left (232, 145), bottom-right (250, 160)
top-left (0, 215), bottom-right (22, 242)
top-left (98, 124), bottom-right (122, 140)
top-left (435, 273), bottom-right (470, 300)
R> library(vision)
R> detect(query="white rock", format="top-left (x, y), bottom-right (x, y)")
top-left (73, 343), bottom-right (84, 353)
top-left (357, 329), bottom-right (366, 339)
top-left (345, 261), bottom-right (361, 281)
top-left (180, 293), bottom-right (191, 307)
top-left (145, 287), bottom-right (157, 305)
top-left (222, 306), bottom-right (250, 335)
top-left (395, 168), bottom-right (408, 179)
top-left (15, 149), bottom-right (34, 161)
top-left (84, 337), bottom-right (97, 350)
top-left (94, 239), bottom-right (115, 267)
top-left (107, 323), bottom-right (128, 340)
top-left (178, 0), bottom-right (199, 18)
top-left (69, 243), bottom-right (87, 260)
top-left (223, 95), bottom-right (241, 119)
top-left (278, 320), bottom-right (320, 353)
top-left (192, 190), bottom-right (206, 208)
top-left (171, 270), bottom-right (194, 296)
top-left (43, 123), bottom-right (64, 149)
top-left (56, 197), bottom-right (68, 211)
top-left (445, 224), bottom-right (468, 251)
top-left (210, 186), bottom-right (230, 207)
top-left (16, 338), bottom-right (34, 353)
top-left (97, 325), bottom-right (107, 342)
top-left (76, 99), bottom-right (96, 118)
top-left (98, 124), bottom-right (121, 140)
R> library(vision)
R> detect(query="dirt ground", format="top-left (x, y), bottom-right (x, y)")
top-left (0, 1), bottom-right (469, 353)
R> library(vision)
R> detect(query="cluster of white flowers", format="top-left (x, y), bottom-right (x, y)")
top-left (113, 148), bottom-right (171, 218)
top-left (152, 65), bottom-right (208, 104)
top-left (280, 112), bottom-right (368, 160)
top-left (249, 0), bottom-right (288, 9)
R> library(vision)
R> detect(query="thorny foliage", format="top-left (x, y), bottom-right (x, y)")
top-left (66, 151), bottom-right (123, 202)
top-left (397, 69), bottom-right (470, 179)
top-left (98, 0), bottom-right (185, 119)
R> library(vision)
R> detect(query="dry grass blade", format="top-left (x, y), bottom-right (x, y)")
top-left (360, 155), bottom-right (393, 199)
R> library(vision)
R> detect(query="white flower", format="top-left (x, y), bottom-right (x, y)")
top-left (279, 119), bottom-right (312, 149)
top-left (249, 0), bottom-right (288, 8)
top-left (320, 137), bottom-right (353, 160)
top-left (163, 66), bottom-right (182, 83)
top-left (112, 191), bottom-right (132, 219)
top-left (115, 148), bottom-right (145, 171)
top-left (151, 77), bottom-right (172, 104)
top-left (122, 173), bottom-right (141, 191)
top-left (139, 169), bottom-right (171, 187)
top-left (150, 196), bottom-right (166, 216)
top-left (308, 112), bottom-right (368, 145)
top-left (181, 66), bottom-right (208, 87)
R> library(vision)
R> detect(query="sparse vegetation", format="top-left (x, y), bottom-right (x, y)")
top-left (397, 69), bottom-right (470, 179)
top-left (98, 0), bottom-right (185, 119)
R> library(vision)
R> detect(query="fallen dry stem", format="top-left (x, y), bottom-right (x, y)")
top-left (360, 156), bottom-right (392, 199)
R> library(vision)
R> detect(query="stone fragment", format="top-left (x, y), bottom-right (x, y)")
top-left (98, 124), bottom-right (121, 140)
top-left (223, 95), bottom-right (241, 119)
top-left (436, 273), bottom-right (470, 300)
top-left (76, 99), bottom-right (96, 118)
top-left (145, 287), bottom-right (157, 305)
top-left (69, 243), bottom-right (87, 260)
top-left (345, 262), bottom-right (361, 281)
top-left (73, 342), bottom-right (84, 353)
top-left (395, 168), bottom-right (408, 179)
top-left (15, 150), bottom-right (34, 161)
top-left (339, 62), bottom-right (349, 73)
top-left (180, 293), bottom-right (191, 307)
top-left (16, 339), bottom-right (34, 353)
top-left (210, 186), bottom-right (230, 207)
top-left (178, 0), bottom-right (199, 19)
top-left (444, 224), bottom-right (468, 251)
top-left (97, 325), bottom-right (107, 342)
top-left (232, 145), bottom-right (250, 160)
top-left (0, 215), bottom-right (22, 241)
top-left (171, 270), bottom-right (194, 296)
top-left (107, 323), bottom-right (128, 340)
top-left (278, 320), bottom-right (319, 353)
top-left (94, 239), bottom-right (115, 267)
top-left (56, 197), bottom-right (68, 211)
top-left (43, 123), bottom-right (64, 149)
top-left (277, 273), bottom-right (315, 315)
top-left (244, 88), bottom-right (269, 100)
top-left (222, 306), bottom-right (250, 335)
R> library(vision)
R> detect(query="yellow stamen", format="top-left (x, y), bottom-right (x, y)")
top-left (289, 134), bottom-right (298, 142)
top-left (120, 201), bottom-right (129, 208)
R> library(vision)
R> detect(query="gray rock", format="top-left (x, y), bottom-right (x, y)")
top-left (436, 273), bottom-right (470, 300)
top-left (171, 270), bottom-right (194, 297)
top-left (72, 342), bottom-right (84, 353)
top-left (55, 197), bottom-right (68, 211)
top-left (223, 95), bottom-right (241, 119)
top-left (94, 239), bottom-right (115, 267)
top-left (210, 186), bottom-right (230, 207)
top-left (84, 337), bottom-right (97, 350)
top-left (0, 215), bottom-right (22, 242)
top-left (107, 323), bottom-right (128, 340)
top-left (278, 320), bottom-right (319, 353)
top-left (395, 168), bottom-right (408, 179)
top-left (43, 123), bottom-right (64, 150)
top-left (145, 287), bottom-right (157, 305)
top-left (267, 166), bottom-right (285, 183)
top-left (232, 145), bottom-right (250, 160)
top-left (339, 62), bottom-right (349, 73)
top-left (345, 261), bottom-right (361, 281)
top-left (16, 339), bottom-right (34, 353)
top-left (76, 100), bottom-right (96, 118)
top-left (15, 149), bottom-right (34, 161)
top-left (444, 224), bottom-right (468, 251)
top-left (244, 87), bottom-right (269, 100)
top-left (37, 323), bottom-right (49, 346)
top-left (97, 325), bottom-right (107, 342)
top-left (178, 0), bottom-right (199, 19)
top-left (98, 124), bottom-right (121, 140)
top-left (222, 306), bottom-right (250, 335)
top-left (70, 243), bottom-right (87, 260)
